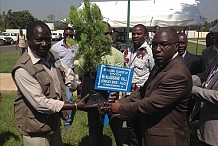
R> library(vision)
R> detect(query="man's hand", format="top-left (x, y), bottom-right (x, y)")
top-left (76, 94), bottom-right (98, 111)
top-left (111, 101), bottom-right (121, 113)
top-left (100, 101), bottom-right (121, 114)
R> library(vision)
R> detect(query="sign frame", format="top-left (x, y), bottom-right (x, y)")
top-left (94, 64), bottom-right (133, 92)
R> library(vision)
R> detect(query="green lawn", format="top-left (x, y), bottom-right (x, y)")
top-left (0, 91), bottom-right (115, 146)
top-left (0, 91), bottom-right (199, 146)
top-left (0, 51), bottom-right (20, 73)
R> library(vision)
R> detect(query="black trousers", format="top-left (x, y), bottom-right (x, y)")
top-left (127, 119), bottom-right (142, 146)
top-left (88, 110), bottom-right (130, 146)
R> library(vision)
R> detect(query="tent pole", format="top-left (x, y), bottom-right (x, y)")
top-left (126, 0), bottom-right (130, 48)
top-left (196, 27), bottom-right (200, 55)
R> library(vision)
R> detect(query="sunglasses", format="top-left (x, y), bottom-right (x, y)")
top-left (104, 32), bottom-right (112, 36)
top-left (64, 34), bottom-right (74, 38)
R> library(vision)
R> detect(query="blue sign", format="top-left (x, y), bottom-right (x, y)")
top-left (94, 64), bottom-right (133, 92)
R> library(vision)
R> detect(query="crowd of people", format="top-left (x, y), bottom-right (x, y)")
top-left (10, 20), bottom-right (218, 146)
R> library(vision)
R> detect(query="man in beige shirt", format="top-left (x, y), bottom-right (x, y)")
top-left (12, 21), bottom-right (90, 146)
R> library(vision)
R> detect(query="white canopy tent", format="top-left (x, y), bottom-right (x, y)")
top-left (79, 0), bottom-right (203, 28)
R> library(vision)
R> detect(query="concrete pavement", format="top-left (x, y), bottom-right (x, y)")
top-left (0, 60), bottom-right (80, 91)
top-left (0, 73), bottom-right (17, 91)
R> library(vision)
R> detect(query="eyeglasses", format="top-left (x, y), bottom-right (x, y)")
top-left (64, 34), bottom-right (74, 38)
top-left (152, 42), bottom-right (177, 49)
top-left (104, 32), bottom-right (112, 36)
top-left (178, 41), bottom-right (187, 46)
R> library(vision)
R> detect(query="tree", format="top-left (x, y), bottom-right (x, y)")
top-left (68, 0), bottom-right (112, 73)
top-left (2, 9), bottom-right (12, 30)
top-left (7, 10), bottom-right (35, 29)
top-left (54, 21), bottom-right (68, 30)
top-left (47, 14), bottom-right (55, 22)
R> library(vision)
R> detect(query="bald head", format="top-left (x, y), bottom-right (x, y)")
top-left (152, 27), bottom-right (178, 65)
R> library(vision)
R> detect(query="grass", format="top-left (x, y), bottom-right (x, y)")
top-left (0, 91), bottom-right (116, 146)
top-left (0, 51), bottom-right (20, 73)
top-left (0, 91), bottom-right (199, 146)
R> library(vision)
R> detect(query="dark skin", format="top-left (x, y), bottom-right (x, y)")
top-left (211, 32), bottom-right (218, 48)
top-left (177, 33), bottom-right (188, 56)
top-left (0, 92), bottom-right (2, 102)
top-left (16, 29), bottom-right (26, 50)
top-left (101, 27), bottom-right (179, 113)
top-left (28, 25), bottom-right (93, 111)
top-left (154, 25), bottom-right (160, 33)
top-left (132, 26), bottom-right (147, 52)
top-left (28, 26), bottom-right (52, 59)
top-left (63, 29), bottom-right (74, 47)
top-left (152, 27), bottom-right (178, 65)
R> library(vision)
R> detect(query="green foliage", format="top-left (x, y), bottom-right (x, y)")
top-left (54, 21), bottom-right (68, 30)
top-left (200, 19), bottom-right (218, 32)
top-left (7, 10), bottom-right (35, 29)
top-left (66, 37), bottom-right (77, 47)
top-left (68, 0), bottom-right (112, 73)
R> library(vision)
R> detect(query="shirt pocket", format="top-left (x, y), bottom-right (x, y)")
top-left (26, 112), bottom-right (58, 134)
top-left (40, 79), bottom-right (51, 96)
top-left (147, 128), bottom-right (176, 146)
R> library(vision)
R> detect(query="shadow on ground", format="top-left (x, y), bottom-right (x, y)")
top-left (0, 131), bottom-right (20, 145)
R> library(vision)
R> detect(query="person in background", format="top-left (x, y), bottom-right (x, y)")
top-left (16, 28), bottom-right (27, 55)
top-left (148, 25), bottom-right (160, 46)
top-left (123, 24), bottom-right (154, 146)
top-left (190, 23), bottom-right (218, 146)
top-left (206, 32), bottom-right (215, 48)
top-left (177, 32), bottom-right (202, 118)
top-left (201, 30), bottom-right (216, 71)
top-left (124, 24), bottom-right (154, 91)
top-left (51, 26), bottom-right (78, 132)
top-left (0, 92), bottom-right (2, 102)
top-left (177, 32), bottom-right (202, 75)
top-left (12, 21), bottom-right (90, 146)
top-left (78, 22), bottom-right (127, 146)
top-left (103, 27), bottom-right (192, 146)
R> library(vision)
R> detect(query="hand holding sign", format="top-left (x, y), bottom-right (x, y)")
top-left (94, 64), bottom-right (133, 125)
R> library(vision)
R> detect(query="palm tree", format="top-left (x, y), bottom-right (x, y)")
top-left (2, 9), bottom-right (12, 30)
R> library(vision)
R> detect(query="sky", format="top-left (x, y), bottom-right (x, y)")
top-left (1, 0), bottom-right (218, 22)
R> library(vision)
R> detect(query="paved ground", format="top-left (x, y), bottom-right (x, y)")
top-left (0, 73), bottom-right (17, 91)
top-left (0, 60), bottom-right (80, 91)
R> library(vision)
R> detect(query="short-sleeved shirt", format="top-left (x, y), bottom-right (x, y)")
top-left (51, 39), bottom-right (78, 68)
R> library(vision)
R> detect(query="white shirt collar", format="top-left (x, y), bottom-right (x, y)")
top-left (27, 47), bottom-right (51, 65)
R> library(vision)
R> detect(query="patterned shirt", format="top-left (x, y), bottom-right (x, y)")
top-left (123, 41), bottom-right (155, 87)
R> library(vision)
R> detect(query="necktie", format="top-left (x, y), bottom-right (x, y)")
top-left (205, 66), bottom-right (218, 87)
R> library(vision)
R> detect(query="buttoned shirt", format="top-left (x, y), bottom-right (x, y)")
top-left (124, 41), bottom-right (155, 87)
top-left (14, 47), bottom-right (77, 114)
